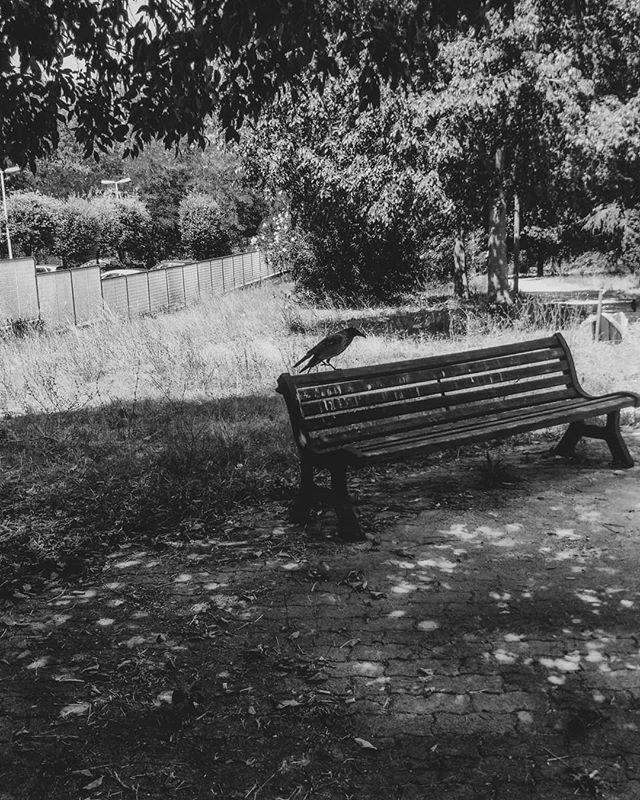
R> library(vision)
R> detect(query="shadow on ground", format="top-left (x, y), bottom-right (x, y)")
top-left (1, 431), bottom-right (640, 799)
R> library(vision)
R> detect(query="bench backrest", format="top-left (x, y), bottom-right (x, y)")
top-left (277, 333), bottom-right (583, 450)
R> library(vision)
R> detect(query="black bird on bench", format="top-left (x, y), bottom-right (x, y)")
top-left (293, 327), bottom-right (366, 373)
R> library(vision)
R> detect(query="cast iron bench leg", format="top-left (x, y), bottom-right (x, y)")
top-left (289, 454), bottom-right (316, 523)
top-left (552, 422), bottom-right (585, 459)
top-left (330, 464), bottom-right (364, 541)
top-left (552, 413), bottom-right (634, 468)
top-left (605, 410), bottom-right (634, 468)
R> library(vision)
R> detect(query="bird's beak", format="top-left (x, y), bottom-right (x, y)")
top-left (356, 330), bottom-right (366, 337)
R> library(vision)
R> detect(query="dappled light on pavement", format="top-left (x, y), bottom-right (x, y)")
top-left (2, 442), bottom-right (640, 797)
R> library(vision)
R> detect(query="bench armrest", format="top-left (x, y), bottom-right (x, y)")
top-left (555, 333), bottom-right (640, 407)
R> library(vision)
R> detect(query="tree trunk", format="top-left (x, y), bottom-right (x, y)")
top-left (487, 147), bottom-right (512, 304)
top-left (453, 232), bottom-right (469, 299)
top-left (513, 193), bottom-right (520, 295)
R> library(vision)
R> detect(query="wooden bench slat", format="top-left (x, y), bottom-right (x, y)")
top-left (298, 347), bottom-right (566, 402)
top-left (301, 358), bottom-right (570, 416)
top-left (304, 373), bottom-right (575, 431)
top-left (314, 388), bottom-right (578, 446)
top-left (355, 396), bottom-right (634, 462)
top-left (314, 389), bottom-right (583, 448)
top-left (292, 335), bottom-right (559, 389)
top-left (331, 395), bottom-right (633, 456)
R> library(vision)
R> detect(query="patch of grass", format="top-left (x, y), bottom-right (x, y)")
top-left (478, 450), bottom-right (523, 489)
top-left (0, 395), bottom-right (296, 593)
top-left (0, 279), bottom-right (638, 592)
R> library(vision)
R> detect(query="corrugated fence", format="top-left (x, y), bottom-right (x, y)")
top-left (0, 250), bottom-right (277, 329)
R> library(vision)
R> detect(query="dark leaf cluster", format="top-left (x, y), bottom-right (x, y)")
top-left (2, 0), bottom-right (527, 166)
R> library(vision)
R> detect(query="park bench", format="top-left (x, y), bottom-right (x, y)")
top-left (276, 333), bottom-right (639, 540)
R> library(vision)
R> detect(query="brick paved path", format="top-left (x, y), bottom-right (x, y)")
top-left (2, 433), bottom-right (640, 799)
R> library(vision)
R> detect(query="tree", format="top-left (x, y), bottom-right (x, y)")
top-left (11, 126), bottom-right (270, 260)
top-left (1, 0), bottom-right (558, 168)
top-left (90, 196), bottom-right (154, 266)
top-left (417, 1), bottom-right (640, 300)
top-left (179, 192), bottom-right (239, 259)
top-left (4, 191), bottom-right (57, 260)
top-left (54, 198), bottom-right (101, 267)
top-left (5, 1), bottom-right (636, 302)
top-left (243, 77), bottom-right (455, 301)
top-left (9, 126), bottom-right (115, 198)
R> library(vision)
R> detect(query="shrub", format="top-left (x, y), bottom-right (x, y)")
top-left (285, 159), bottom-right (431, 303)
top-left (581, 203), bottom-right (640, 272)
top-left (54, 197), bottom-right (101, 267)
top-left (90, 195), bottom-right (154, 266)
top-left (179, 192), bottom-right (240, 259)
top-left (6, 191), bottom-right (58, 260)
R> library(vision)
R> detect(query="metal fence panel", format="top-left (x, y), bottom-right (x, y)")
top-left (101, 277), bottom-right (129, 317)
top-left (249, 250), bottom-right (260, 280)
top-left (1, 248), bottom-right (272, 328)
top-left (256, 251), bottom-right (266, 277)
top-left (211, 257), bottom-right (224, 292)
top-left (253, 250), bottom-right (263, 280)
top-left (222, 257), bottom-right (234, 292)
top-left (126, 273), bottom-right (151, 316)
top-left (197, 261), bottom-right (213, 296)
top-left (183, 263), bottom-right (200, 304)
top-left (70, 266), bottom-right (102, 324)
top-left (241, 252), bottom-right (253, 283)
top-left (232, 254), bottom-right (244, 288)
top-left (166, 267), bottom-right (185, 309)
top-left (148, 271), bottom-right (169, 312)
top-left (0, 257), bottom-right (39, 321)
top-left (36, 270), bottom-right (75, 326)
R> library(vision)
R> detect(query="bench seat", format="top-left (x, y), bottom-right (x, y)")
top-left (277, 333), bottom-right (639, 539)
top-left (314, 393), bottom-right (637, 462)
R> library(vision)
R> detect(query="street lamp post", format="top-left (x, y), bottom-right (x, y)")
top-left (1, 165), bottom-right (20, 259)
top-left (100, 177), bottom-right (131, 199)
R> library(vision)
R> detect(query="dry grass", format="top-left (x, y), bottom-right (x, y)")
top-left (0, 279), bottom-right (638, 592)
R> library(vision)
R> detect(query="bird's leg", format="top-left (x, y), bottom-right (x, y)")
top-left (330, 463), bottom-right (364, 541)
top-left (290, 453), bottom-right (316, 524)
top-left (326, 360), bottom-right (336, 370)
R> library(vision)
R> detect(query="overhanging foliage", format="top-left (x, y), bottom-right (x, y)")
top-left (1, 0), bottom-right (579, 167)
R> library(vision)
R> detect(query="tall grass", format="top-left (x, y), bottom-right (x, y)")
top-left (0, 280), bottom-right (638, 591)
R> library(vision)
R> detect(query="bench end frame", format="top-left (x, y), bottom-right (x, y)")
top-left (277, 373), bottom-right (365, 539)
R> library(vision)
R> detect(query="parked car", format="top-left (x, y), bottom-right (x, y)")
top-left (100, 269), bottom-right (146, 280)
top-left (79, 257), bottom-right (125, 272)
top-left (35, 264), bottom-right (58, 273)
top-left (149, 259), bottom-right (190, 271)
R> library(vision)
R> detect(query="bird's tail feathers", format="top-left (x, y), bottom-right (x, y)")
top-left (293, 354), bottom-right (309, 368)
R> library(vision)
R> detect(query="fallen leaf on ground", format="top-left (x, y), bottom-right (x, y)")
top-left (26, 656), bottom-right (52, 670)
top-left (277, 699), bottom-right (302, 709)
top-left (154, 691), bottom-right (174, 705)
top-left (54, 673), bottom-right (84, 683)
top-left (60, 702), bottom-right (90, 718)
top-left (354, 737), bottom-right (377, 750)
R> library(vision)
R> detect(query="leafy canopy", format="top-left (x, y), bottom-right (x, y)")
top-left (2, 0), bottom-right (549, 167)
